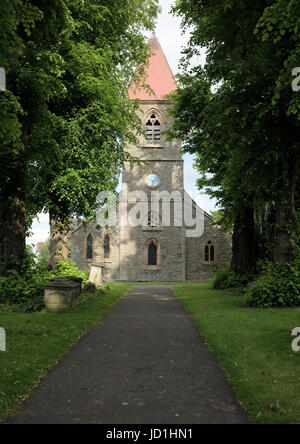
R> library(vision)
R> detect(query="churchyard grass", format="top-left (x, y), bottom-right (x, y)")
top-left (173, 282), bottom-right (300, 424)
top-left (0, 283), bottom-right (132, 421)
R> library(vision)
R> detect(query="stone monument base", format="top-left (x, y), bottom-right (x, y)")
top-left (43, 277), bottom-right (82, 313)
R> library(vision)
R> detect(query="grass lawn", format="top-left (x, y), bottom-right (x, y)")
top-left (173, 282), bottom-right (300, 424)
top-left (0, 282), bottom-right (132, 422)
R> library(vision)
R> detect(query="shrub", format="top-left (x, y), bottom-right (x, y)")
top-left (246, 260), bottom-right (300, 307)
top-left (213, 268), bottom-right (254, 290)
top-left (0, 254), bottom-right (89, 313)
top-left (0, 248), bottom-right (45, 312)
top-left (83, 282), bottom-right (97, 294)
top-left (0, 272), bottom-right (45, 312)
top-left (49, 259), bottom-right (89, 285)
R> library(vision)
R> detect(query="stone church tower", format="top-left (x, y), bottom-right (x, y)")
top-left (70, 35), bottom-right (231, 281)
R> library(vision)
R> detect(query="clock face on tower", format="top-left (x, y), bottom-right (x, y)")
top-left (146, 173), bottom-right (160, 188)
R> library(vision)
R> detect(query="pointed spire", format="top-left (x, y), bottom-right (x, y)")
top-left (128, 35), bottom-right (177, 101)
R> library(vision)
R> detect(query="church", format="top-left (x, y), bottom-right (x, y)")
top-left (70, 34), bottom-right (231, 282)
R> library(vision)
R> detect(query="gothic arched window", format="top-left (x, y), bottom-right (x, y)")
top-left (104, 234), bottom-right (110, 259)
top-left (205, 241), bottom-right (215, 262)
top-left (86, 234), bottom-right (93, 260)
top-left (148, 241), bottom-right (157, 266)
top-left (145, 114), bottom-right (161, 143)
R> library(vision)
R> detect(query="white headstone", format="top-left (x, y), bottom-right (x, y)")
top-left (0, 328), bottom-right (6, 352)
top-left (0, 68), bottom-right (6, 91)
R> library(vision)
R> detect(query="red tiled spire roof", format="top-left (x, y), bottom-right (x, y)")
top-left (129, 34), bottom-right (177, 101)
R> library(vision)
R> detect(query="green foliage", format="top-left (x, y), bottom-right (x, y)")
top-left (83, 282), bottom-right (97, 294)
top-left (0, 0), bottom-right (159, 275)
top-left (211, 210), bottom-right (234, 234)
top-left (0, 248), bottom-right (45, 312)
top-left (16, 0), bottom-right (160, 225)
top-left (255, 0), bottom-right (300, 119)
top-left (213, 268), bottom-right (254, 290)
top-left (0, 247), bottom-right (89, 312)
top-left (49, 259), bottom-right (89, 285)
top-left (170, 0), bottom-right (300, 267)
top-left (246, 260), bottom-right (300, 307)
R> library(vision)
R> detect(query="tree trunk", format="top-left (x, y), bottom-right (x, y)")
top-left (273, 155), bottom-right (298, 264)
top-left (231, 204), bottom-right (256, 275)
top-left (49, 211), bottom-right (70, 269)
top-left (0, 170), bottom-right (26, 276)
top-left (255, 204), bottom-right (275, 262)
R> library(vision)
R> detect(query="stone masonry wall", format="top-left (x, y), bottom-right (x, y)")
top-left (185, 217), bottom-right (232, 281)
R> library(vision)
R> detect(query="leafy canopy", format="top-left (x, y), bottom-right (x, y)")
top-left (0, 0), bottom-right (160, 226)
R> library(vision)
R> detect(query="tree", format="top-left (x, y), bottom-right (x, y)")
top-left (0, 0), bottom-right (159, 274)
top-left (255, 0), bottom-right (300, 263)
top-left (169, 0), bottom-right (300, 272)
top-left (0, 0), bottom-right (44, 275)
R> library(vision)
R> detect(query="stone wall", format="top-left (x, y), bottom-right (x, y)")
top-left (70, 216), bottom-right (231, 282)
top-left (185, 217), bottom-right (232, 281)
top-left (70, 223), bottom-right (120, 281)
top-left (119, 217), bottom-right (185, 282)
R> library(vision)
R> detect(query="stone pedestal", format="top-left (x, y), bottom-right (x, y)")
top-left (44, 277), bottom-right (82, 313)
top-left (89, 263), bottom-right (103, 288)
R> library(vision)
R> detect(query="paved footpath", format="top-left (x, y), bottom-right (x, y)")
top-left (6, 286), bottom-right (247, 424)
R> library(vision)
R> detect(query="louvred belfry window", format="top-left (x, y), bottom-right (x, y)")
top-left (145, 114), bottom-right (161, 143)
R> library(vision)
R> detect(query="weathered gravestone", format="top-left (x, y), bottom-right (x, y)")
top-left (88, 263), bottom-right (103, 288)
top-left (0, 328), bottom-right (6, 352)
top-left (43, 277), bottom-right (82, 313)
